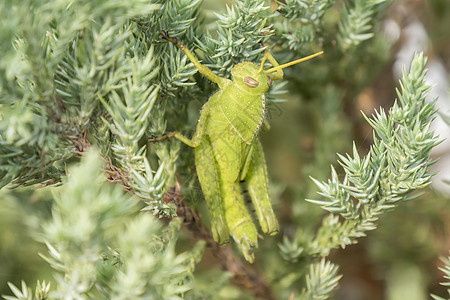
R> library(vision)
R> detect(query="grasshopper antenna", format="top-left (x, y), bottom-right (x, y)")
top-left (264, 51), bottom-right (324, 74)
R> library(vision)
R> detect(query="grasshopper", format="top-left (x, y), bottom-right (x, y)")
top-left (153, 30), bottom-right (323, 262)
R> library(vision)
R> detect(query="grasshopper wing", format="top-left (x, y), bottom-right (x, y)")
top-left (195, 137), bottom-right (230, 244)
top-left (245, 139), bottom-right (279, 236)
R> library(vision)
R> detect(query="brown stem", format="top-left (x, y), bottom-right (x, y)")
top-left (66, 130), bottom-right (133, 192)
top-left (166, 183), bottom-right (276, 300)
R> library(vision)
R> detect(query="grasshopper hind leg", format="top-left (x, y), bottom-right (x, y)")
top-left (221, 181), bottom-right (258, 263)
top-left (195, 138), bottom-right (230, 244)
top-left (245, 139), bottom-right (279, 236)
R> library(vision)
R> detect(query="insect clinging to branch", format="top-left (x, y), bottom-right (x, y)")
top-left (151, 30), bottom-right (323, 262)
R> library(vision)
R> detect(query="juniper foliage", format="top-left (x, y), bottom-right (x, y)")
top-left (432, 254), bottom-right (450, 300)
top-left (306, 53), bottom-right (438, 256)
top-left (0, 0), bottom-right (441, 299)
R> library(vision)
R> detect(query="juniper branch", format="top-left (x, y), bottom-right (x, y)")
top-left (4, 151), bottom-right (205, 299)
top-left (307, 52), bottom-right (439, 255)
top-left (337, 0), bottom-right (389, 50)
top-left (431, 254), bottom-right (450, 300)
top-left (300, 259), bottom-right (342, 300)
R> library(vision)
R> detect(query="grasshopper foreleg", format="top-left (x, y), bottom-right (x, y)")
top-left (148, 132), bottom-right (177, 143)
top-left (160, 30), bottom-right (184, 49)
top-left (160, 30), bottom-right (228, 88)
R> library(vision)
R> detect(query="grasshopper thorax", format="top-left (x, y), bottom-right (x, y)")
top-left (231, 62), bottom-right (271, 95)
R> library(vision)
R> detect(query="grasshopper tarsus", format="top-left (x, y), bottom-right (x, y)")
top-left (160, 30), bottom-right (170, 40)
top-left (148, 132), bottom-right (176, 143)
top-left (160, 30), bottom-right (183, 49)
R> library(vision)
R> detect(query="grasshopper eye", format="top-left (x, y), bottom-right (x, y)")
top-left (243, 76), bottom-right (259, 88)
top-left (267, 76), bottom-right (272, 87)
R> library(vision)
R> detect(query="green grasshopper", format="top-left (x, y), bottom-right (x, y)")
top-left (153, 30), bottom-right (322, 262)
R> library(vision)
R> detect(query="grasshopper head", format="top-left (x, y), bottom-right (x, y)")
top-left (231, 62), bottom-right (271, 94)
